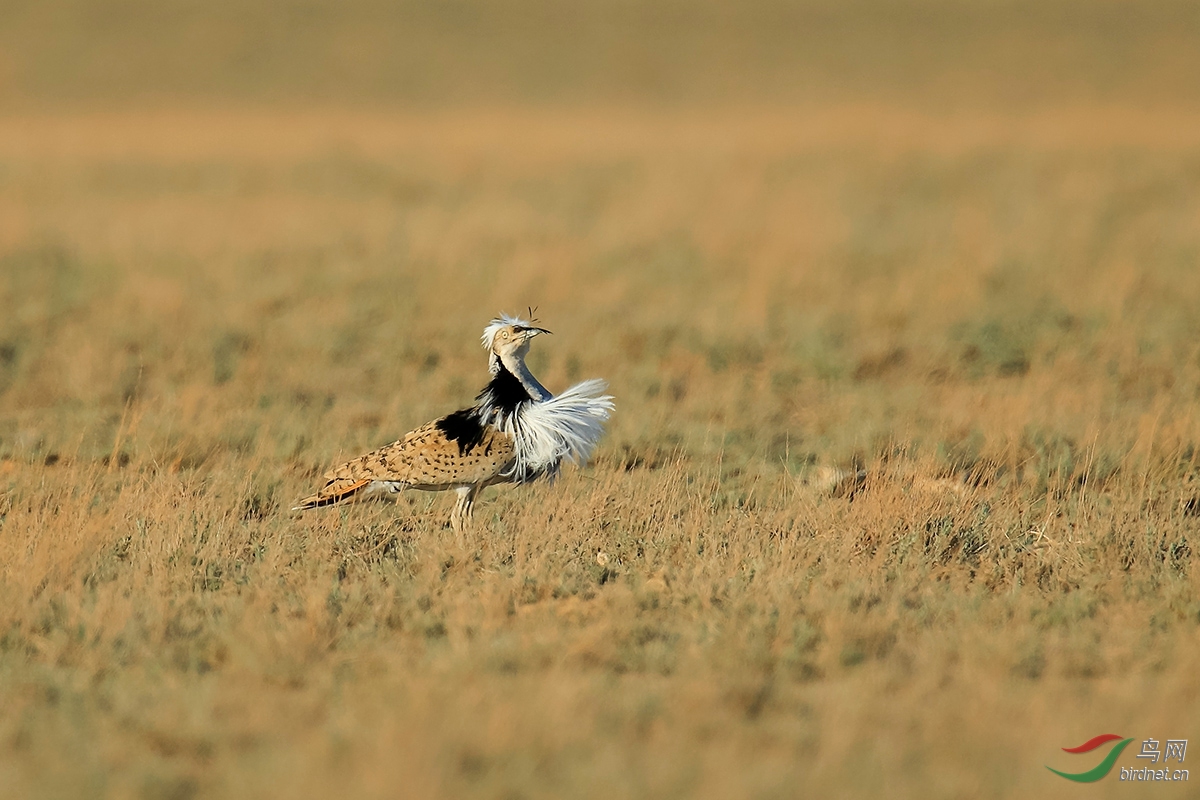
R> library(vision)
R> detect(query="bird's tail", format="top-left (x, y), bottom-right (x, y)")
top-left (291, 478), bottom-right (372, 511)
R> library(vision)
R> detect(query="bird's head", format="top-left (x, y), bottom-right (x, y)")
top-left (482, 313), bottom-right (551, 371)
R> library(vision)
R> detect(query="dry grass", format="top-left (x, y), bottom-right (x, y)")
top-left (2, 5), bottom-right (1200, 795)
top-left (1, 106), bottom-right (1198, 799)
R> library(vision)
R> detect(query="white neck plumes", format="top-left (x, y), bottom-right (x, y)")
top-left (499, 378), bottom-right (614, 483)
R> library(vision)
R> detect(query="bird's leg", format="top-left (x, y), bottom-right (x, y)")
top-left (450, 486), bottom-right (472, 533)
top-left (463, 484), bottom-right (480, 524)
top-left (450, 485), bottom-right (481, 535)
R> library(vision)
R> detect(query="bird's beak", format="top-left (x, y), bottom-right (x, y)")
top-left (524, 327), bottom-right (551, 339)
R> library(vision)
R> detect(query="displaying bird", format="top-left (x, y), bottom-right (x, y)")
top-left (293, 313), bottom-right (614, 531)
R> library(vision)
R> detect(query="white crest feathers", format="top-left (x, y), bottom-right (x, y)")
top-left (481, 313), bottom-right (535, 351)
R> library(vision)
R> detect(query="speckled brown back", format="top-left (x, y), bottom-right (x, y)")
top-left (321, 416), bottom-right (516, 491)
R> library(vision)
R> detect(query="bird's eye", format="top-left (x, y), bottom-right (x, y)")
top-left (500, 331), bottom-right (509, 339)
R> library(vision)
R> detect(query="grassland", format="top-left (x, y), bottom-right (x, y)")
top-left (2, 2), bottom-right (1200, 798)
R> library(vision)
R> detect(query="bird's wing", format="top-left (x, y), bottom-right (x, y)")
top-left (296, 413), bottom-right (516, 508)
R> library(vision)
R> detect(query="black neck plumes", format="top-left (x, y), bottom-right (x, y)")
top-left (435, 363), bottom-right (537, 456)
top-left (475, 362), bottom-right (534, 424)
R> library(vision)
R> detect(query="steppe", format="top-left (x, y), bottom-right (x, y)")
top-left (1, 2), bottom-right (1199, 797)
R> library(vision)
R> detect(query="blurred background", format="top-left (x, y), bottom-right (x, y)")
top-left (2, 0), bottom-right (1199, 469)
top-left (2, 0), bottom-right (1198, 111)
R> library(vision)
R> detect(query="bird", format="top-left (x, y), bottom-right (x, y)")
top-left (292, 313), bottom-right (614, 531)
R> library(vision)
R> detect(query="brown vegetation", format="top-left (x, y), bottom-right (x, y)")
top-left (2, 2), bottom-right (1200, 798)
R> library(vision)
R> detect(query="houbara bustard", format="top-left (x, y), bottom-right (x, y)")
top-left (293, 313), bottom-right (614, 530)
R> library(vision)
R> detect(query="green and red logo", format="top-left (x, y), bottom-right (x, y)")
top-left (1047, 734), bottom-right (1135, 782)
